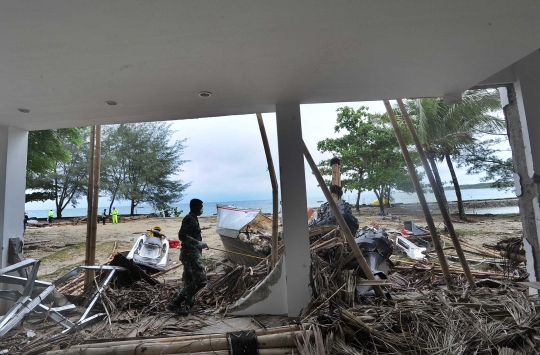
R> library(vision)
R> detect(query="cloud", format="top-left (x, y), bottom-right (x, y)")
top-left (26, 100), bottom-right (508, 210)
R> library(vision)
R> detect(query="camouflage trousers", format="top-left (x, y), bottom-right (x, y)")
top-left (179, 251), bottom-right (207, 306)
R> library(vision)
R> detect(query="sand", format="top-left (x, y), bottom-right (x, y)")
top-left (22, 205), bottom-right (523, 281)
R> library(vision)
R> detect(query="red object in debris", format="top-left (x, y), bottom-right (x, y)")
top-left (168, 239), bottom-right (180, 248)
top-left (400, 229), bottom-right (409, 236)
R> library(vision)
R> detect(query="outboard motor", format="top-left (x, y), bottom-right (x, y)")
top-left (353, 227), bottom-right (394, 297)
top-left (311, 199), bottom-right (359, 236)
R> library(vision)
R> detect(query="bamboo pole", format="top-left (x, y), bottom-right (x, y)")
top-left (303, 141), bottom-right (385, 297)
top-left (68, 325), bottom-right (300, 350)
top-left (84, 126), bottom-right (96, 287)
top-left (87, 125), bottom-right (102, 285)
top-left (440, 234), bottom-right (500, 259)
top-left (396, 99), bottom-right (475, 287)
top-left (256, 113), bottom-right (280, 268)
top-left (383, 100), bottom-right (454, 289)
top-left (45, 330), bottom-right (306, 355)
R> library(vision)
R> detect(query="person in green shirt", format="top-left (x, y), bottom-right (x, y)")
top-left (111, 207), bottom-right (118, 224)
top-left (47, 210), bottom-right (54, 226)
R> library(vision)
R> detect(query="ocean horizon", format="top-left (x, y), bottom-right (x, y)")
top-left (25, 187), bottom-right (518, 219)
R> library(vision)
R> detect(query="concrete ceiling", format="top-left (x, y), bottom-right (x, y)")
top-left (1, 1), bottom-right (539, 130)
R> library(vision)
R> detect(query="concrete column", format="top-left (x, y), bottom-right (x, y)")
top-left (501, 49), bottom-right (540, 291)
top-left (0, 126), bottom-right (28, 313)
top-left (513, 50), bottom-right (540, 182)
top-left (502, 86), bottom-right (540, 289)
top-left (275, 103), bottom-right (311, 316)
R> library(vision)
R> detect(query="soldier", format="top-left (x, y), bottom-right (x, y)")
top-left (168, 198), bottom-right (208, 315)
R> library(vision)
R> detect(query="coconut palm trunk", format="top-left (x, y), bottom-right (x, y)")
top-left (428, 155), bottom-right (449, 212)
top-left (445, 153), bottom-right (467, 220)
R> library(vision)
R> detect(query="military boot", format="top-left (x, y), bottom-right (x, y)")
top-left (167, 293), bottom-right (186, 311)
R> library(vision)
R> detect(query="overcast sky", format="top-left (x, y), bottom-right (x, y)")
top-left (26, 100), bottom-right (511, 210)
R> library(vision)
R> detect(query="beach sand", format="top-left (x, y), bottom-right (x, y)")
top-left (22, 205), bottom-right (523, 282)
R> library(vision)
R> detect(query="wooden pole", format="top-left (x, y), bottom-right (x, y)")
top-left (87, 125), bottom-right (102, 285)
top-left (84, 126), bottom-right (96, 287)
top-left (303, 141), bottom-right (385, 297)
top-left (256, 113), bottom-right (280, 268)
top-left (383, 100), bottom-right (454, 289)
top-left (45, 330), bottom-right (306, 355)
top-left (396, 99), bottom-right (475, 287)
top-left (64, 325), bottom-right (300, 350)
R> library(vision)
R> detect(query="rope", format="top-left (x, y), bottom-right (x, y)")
top-left (207, 247), bottom-right (266, 260)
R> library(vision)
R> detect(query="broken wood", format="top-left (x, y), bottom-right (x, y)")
top-left (440, 235), bottom-right (500, 259)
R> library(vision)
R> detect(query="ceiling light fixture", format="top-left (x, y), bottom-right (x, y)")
top-left (198, 91), bottom-right (212, 98)
top-left (17, 108), bottom-right (30, 113)
top-left (105, 101), bottom-right (118, 106)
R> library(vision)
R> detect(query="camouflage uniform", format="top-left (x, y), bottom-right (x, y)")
top-left (177, 212), bottom-right (207, 306)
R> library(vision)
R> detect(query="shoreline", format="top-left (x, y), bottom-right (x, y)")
top-left (28, 197), bottom-right (519, 223)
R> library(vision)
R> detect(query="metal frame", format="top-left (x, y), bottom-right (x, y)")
top-left (0, 260), bottom-right (125, 338)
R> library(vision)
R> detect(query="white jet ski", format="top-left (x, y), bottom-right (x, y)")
top-left (126, 226), bottom-right (170, 271)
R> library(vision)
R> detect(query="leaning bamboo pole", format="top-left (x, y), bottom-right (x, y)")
top-left (396, 99), bottom-right (475, 287)
top-left (84, 126), bottom-right (96, 287)
top-left (256, 113), bottom-right (279, 268)
top-left (303, 141), bottom-right (385, 297)
top-left (383, 100), bottom-right (454, 289)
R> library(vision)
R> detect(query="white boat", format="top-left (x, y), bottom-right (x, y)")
top-left (126, 226), bottom-right (170, 271)
top-left (216, 204), bottom-right (272, 266)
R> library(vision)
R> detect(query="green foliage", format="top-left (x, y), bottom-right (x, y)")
top-left (171, 207), bottom-right (183, 217)
top-left (317, 106), bottom-right (418, 212)
top-left (455, 138), bottom-right (514, 190)
top-left (26, 128), bottom-right (84, 202)
top-left (101, 122), bottom-right (190, 215)
top-left (402, 89), bottom-right (505, 219)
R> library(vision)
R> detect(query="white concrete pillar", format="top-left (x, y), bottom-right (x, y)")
top-left (0, 126), bottom-right (28, 314)
top-left (275, 103), bottom-right (311, 317)
top-left (513, 49), bottom-right (540, 183)
top-left (0, 126), bottom-right (28, 268)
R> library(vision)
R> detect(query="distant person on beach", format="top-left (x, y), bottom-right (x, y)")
top-left (47, 210), bottom-right (54, 226)
top-left (111, 207), bottom-right (118, 224)
top-left (168, 198), bottom-right (208, 316)
top-left (24, 213), bottom-right (28, 231)
top-left (102, 209), bottom-right (107, 225)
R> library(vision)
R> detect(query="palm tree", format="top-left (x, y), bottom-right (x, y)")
top-left (403, 90), bottom-right (504, 220)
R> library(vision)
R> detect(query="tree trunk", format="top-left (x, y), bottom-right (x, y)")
top-left (445, 154), bottom-right (467, 221)
top-left (428, 155), bottom-right (449, 211)
top-left (374, 189), bottom-right (384, 213)
top-left (108, 192), bottom-right (117, 215)
top-left (130, 200), bottom-right (135, 216)
top-left (355, 190), bottom-right (361, 211)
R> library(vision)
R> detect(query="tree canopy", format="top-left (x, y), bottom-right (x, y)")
top-left (26, 128), bottom-right (85, 204)
top-left (317, 106), bottom-right (418, 212)
top-left (101, 122), bottom-right (190, 215)
top-left (402, 90), bottom-right (506, 219)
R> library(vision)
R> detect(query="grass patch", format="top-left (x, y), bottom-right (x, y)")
top-left (38, 240), bottom-right (131, 280)
top-left (40, 242), bottom-right (87, 263)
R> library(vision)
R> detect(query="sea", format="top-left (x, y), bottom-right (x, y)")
top-left (25, 188), bottom-right (519, 219)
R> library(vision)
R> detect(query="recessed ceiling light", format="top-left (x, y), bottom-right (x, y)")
top-left (106, 101), bottom-right (118, 106)
top-left (18, 108), bottom-right (30, 113)
top-left (198, 91), bottom-right (212, 98)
